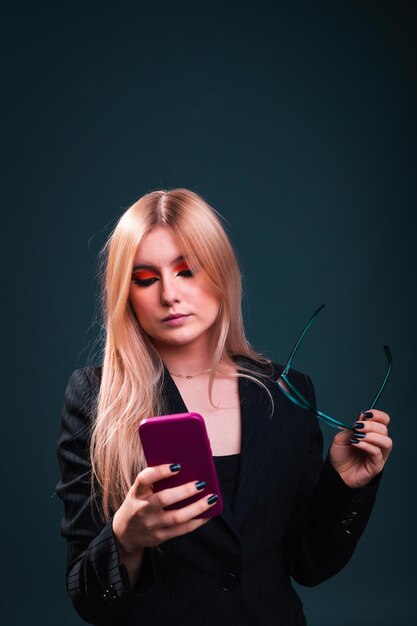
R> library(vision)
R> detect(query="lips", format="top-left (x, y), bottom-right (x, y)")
top-left (162, 313), bottom-right (190, 322)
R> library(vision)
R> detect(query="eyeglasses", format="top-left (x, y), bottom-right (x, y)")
top-left (276, 305), bottom-right (393, 431)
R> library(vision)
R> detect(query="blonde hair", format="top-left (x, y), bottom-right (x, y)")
top-left (91, 188), bottom-right (271, 520)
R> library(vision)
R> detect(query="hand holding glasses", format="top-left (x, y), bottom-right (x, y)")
top-left (276, 305), bottom-right (393, 432)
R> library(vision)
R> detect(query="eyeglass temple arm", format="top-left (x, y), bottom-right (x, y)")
top-left (279, 374), bottom-right (352, 430)
top-left (369, 345), bottom-right (393, 409)
top-left (282, 304), bottom-right (325, 376)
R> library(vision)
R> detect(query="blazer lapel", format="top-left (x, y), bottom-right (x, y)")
top-left (233, 374), bottom-right (285, 529)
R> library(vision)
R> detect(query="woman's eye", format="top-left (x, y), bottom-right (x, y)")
top-left (174, 262), bottom-right (194, 278)
top-left (177, 268), bottom-right (194, 278)
top-left (132, 277), bottom-right (159, 287)
top-left (131, 271), bottom-right (159, 287)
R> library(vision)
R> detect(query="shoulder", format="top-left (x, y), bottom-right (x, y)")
top-left (234, 355), bottom-right (318, 439)
top-left (65, 366), bottom-right (102, 397)
top-left (68, 365), bottom-right (102, 385)
top-left (61, 366), bottom-right (102, 429)
top-left (234, 354), bottom-right (310, 392)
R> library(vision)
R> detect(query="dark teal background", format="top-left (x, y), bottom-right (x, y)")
top-left (2, 1), bottom-right (416, 624)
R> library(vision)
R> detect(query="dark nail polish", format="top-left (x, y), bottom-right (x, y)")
top-left (354, 422), bottom-right (365, 429)
top-left (207, 494), bottom-right (219, 505)
top-left (354, 432), bottom-right (366, 439)
top-left (362, 411), bottom-right (373, 419)
top-left (170, 463), bottom-right (181, 472)
top-left (195, 481), bottom-right (207, 490)
top-left (350, 437), bottom-right (360, 444)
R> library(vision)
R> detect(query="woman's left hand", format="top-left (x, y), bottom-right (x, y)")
top-left (329, 410), bottom-right (393, 488)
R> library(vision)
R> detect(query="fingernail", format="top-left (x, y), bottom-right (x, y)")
top-left (170, 463), bottom-right (181, 472)
top-left (354, 422), bottom-right (365, 429)
top-left (195, 481), bottom-right (207, 490)
top-left (354, 432), bottom-right (366, 439)
top-left (350, 437), bottom-right (360, 444)
top-left (362, 411), bottom-right (373, 419)
top-left (207, 494), bottom-right (218, 505)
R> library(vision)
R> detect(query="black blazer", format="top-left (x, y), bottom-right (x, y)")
top-left (56, 361), bottom-right (381, 626)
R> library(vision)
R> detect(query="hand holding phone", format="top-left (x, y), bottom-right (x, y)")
top-left (113, 412), bottom-right (223, 564)
top-left (112, 461), bottom-right (219, 568)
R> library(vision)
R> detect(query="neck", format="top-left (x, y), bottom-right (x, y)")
top-left (159, 349), bottom-right (214, 378)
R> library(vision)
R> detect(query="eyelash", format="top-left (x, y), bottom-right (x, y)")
top-left (178, 268), bottom-right (194, 278)
top-left (132, 268), bottom-right (194, 288)
top-left (132, 277), bottom-right (158, 287)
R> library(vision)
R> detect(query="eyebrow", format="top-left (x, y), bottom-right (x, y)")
top-left (132, 255), bottom-right (186, 272)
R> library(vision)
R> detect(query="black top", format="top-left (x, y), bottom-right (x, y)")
top-left (213, 453), bottom-right (241, 513)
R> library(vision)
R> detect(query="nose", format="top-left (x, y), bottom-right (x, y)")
top-left (160, 275), bottom-right (180, 306)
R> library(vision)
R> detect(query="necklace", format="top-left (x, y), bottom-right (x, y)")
top-left (169, 368), bottom-right (212, 380)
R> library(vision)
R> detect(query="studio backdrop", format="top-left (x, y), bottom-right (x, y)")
top-left (2, 2), bottom-right (416, 625)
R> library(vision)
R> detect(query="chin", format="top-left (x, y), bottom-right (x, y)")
top-left (162, 331), bottom-right (210, 348)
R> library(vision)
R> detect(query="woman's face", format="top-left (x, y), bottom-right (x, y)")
top-left (129, 226), bottom-right (220, 353)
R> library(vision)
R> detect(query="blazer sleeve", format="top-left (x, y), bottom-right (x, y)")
top-left (285, 373), bottom-right (383, 586)
top-left (56, 369), bottom-right (157, 625)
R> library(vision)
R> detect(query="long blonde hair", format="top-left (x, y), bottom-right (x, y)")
top-left (91, 188), bottom-right (271, 520)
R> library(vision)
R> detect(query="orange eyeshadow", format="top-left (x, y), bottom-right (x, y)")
top-left (132, 269), bottom-right (158, 280)
top-left (174, 261), bottom-right (191, 273)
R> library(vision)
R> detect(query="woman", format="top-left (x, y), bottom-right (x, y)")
top-left (57, 188), bottom-right (392, 626)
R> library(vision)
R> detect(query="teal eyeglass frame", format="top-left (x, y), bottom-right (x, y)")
top-left (276, 305), bottom-right (393, 431)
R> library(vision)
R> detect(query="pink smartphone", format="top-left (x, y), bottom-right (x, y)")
top-left (138, 412), bottom-right (223, 518)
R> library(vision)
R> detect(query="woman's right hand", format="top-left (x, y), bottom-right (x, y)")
top-left (112, 463), bottom-right (217, 556)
